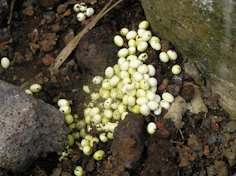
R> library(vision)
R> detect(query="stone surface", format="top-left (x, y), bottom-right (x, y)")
top-left (76, 25), bottom-right (117, 76)
top-left (140, 0), bottom-right (236, 119)
top-left (0, 80), bottom-right (68, 172)
top-left (0, 0), bottom-right (8, 26)
top-left (111, 114), bottom-right (145, 170)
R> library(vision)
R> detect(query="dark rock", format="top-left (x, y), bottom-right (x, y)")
top-left (181, 83), bottom-right (195, 102)
top-left (0, 0), bottom-right (8, 27)
top-left (160, 40), bottom-right (173, 52)
top-left (0, 80), bottom-right (68, 172)
top-left (111, 114), bottom-right (145, 170)
top-left (38, 0), bottom-right (61, 10)
top-left (76, 25), bottom-right (117, 76)
top-left (167, 84), bottom-right (181, 96)
top-left (140, 139), bottom-right (178, 176)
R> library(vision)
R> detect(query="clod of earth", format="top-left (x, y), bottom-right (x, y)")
top-left (0, 80), bottom-right (68, 172)
top-left (111, 114), bottom-right (145, 171)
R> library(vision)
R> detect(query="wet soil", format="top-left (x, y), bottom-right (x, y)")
top-left (0, 0), bottom-right (236, 176)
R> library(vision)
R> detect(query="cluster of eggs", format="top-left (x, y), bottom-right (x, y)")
top-left (57, 20), bottom-right (182, 175)
top-left (73, 3), bottom-right (95, 22)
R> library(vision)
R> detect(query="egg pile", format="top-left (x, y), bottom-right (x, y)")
top-left (57, 21), bottom-right (182, 167)
top-left (73, 3), bottom-right (95, 22)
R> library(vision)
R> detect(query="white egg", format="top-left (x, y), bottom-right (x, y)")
top-left (133, 72), bottom-right (143, 81)
top-left (137, 41), bottom-right (148, 52)
top-left (90, 107), bottom-right (100, 116)
top-left (137, 64), bottom-right (149, 74)
top-left (150, 40), bottom-right (161, 51)
top-left (103, 109), bottom-right (113, 119)
top-left (159, 52), bottom-right (169, 63)
top-left (171, 64), bottom-right (181, 75)
top-left (58, 99), bottom-right (70, 107)
top-left (140, 79), bottom-right (150, 90)
top-left (167, 50), bottom-right (178, 60)
top-left (147, 65), bottom-right (156, 76)
top-left (119, 70), bottom-right (129, 79)
top-left (140, 104), bottom-right (150, 116)
top-left (159, 100), bottom-right (170, 109)
top-left (139, 20), bottom-right (149, 29)
top-left (146, 91), bottom-right (156, 100)
top-left (148, 77), bottom-right (158, 87)
top-left (118, 48), bottom-right (129, 58)
top-left (138, 53), bottom-right (148, 61)
top-left (149, 36), bottom-right (160, 43)
top-left (118, 57), bottom-right (126, 66)
top-left (103, 98), bottom-right (112, 109)
top-left (122, 95), bottom-right (129, 105)
top-left (143, 74), bottom-right (150, 80)
top-left (141, 30), bottom-right (152, 41)
top-left (74, 166), bottom-right (83, 176)
top-left (154, 107), bottom-right (162, 115)
top-left (136, 89), bottom-right (146, 97)
top-left (73, 4), bottom-right (80, 12)
top-left (30, 84), bottom-right (42, 93)
top-left (154, 94), bottom-right (161, 103)
top-left (126, 30), bottom-right (137, 40)
top-left (79, 4), bottom-right (87, 12)
top-left (162, 92), bottom-right (174, 103)
top-left (92, 114), bottom-right (102, 124)
top-left (128, 47), bottom-right (136, 55)
top-left (1, 57), bottom-right (10, 69)
top-left (120, 61), bottom-right (130, 71)
top-left (109, 75), bottom-right (120, 86)
top-left (59, 106), bottom-right (71, 115)
top-left (85, 7), bottom-right (94, 17)
top-left (129, 59), bottom-right (142, 69)
top-left (77, 12), bottom-right (86, 22)
top-left (114, 35), bottom-right (124, 47)
top-left (91, 93), bottom-right (100, 101)
top-left (136, 97), bottom-right (149, 105)
top-left (120, 28), bottom-right (129, 36)
top-left (128, 39), bottom-right (136, 47)
top-left (127, 55), bottom-right (138, 61)
top-left (137, 28), bottom-right (146, 37)
top-left (92, 76), bottom-right (103, 84)
top-left (105, 66), bottom-right (114, 78)
top-left (147, 122), bottom-right (157, 134)
top-left (25, 89), bottom-right (33, 95)
top-left (127, 96), bottom-right (136, 107)
top-left (147, 101), bottom-right (159, 111)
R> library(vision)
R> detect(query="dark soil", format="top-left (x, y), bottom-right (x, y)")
top-left (0, 0), bottom-right (236, 176)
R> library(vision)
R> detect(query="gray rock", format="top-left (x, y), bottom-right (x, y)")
top-left (0, 80), bottom-right (68, 172)
top-left (140, 0), bottom-right (236, 120)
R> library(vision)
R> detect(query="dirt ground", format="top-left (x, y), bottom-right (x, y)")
top-left (0, 0), bottom-right (236, 176)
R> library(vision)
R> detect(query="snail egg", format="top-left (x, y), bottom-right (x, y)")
top-left (114, 35), bottom-right (124, 47)
top-left (159, 52), bottom-right (169, 63)
top-left (167, 50), bottom-right (178, 60)
top-left (126, 30), bottom-right (137, 40)
top-left (162, 92), bottom-right (174, 103)
top-left (139, 20), bottom-right (150, 29)
top-left (137, 41), bottom-right (148, 52)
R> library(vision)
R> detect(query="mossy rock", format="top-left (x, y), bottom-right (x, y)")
top-left (141, 0), bottom-right (236, 119)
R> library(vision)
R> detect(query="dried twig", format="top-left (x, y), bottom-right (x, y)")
top-left (7, 0), bottom-right (16, 27)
